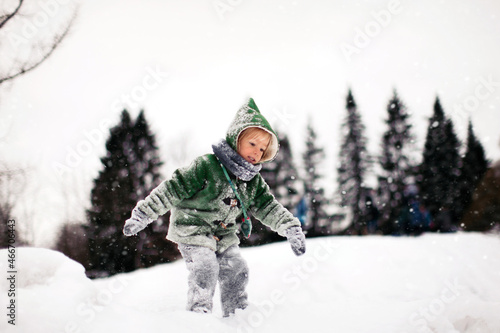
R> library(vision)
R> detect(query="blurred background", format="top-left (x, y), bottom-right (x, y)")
top-left (0, 0), bottom-right (499, 277)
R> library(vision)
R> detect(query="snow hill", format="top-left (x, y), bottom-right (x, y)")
top-left (1, 233), bottom-right (500, 333)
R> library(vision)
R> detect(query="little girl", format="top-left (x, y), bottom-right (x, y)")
top-left (123, 98), bottom-right (306, 316)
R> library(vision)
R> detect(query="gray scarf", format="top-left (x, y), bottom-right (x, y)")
top-left (212, 139), bottom-right (262, 181)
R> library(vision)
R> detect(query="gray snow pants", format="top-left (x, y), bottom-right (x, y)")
top-left (178, 243), bottom-right (249, 316)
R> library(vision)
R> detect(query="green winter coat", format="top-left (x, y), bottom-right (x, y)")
top-left (136, 98), bottom-right (300, 253)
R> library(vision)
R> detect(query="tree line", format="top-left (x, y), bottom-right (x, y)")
top-left (62, 89), bottom-right (494, 277)
top-left (2, 89), bottom-right (494, 277)
top-left (337, 89), bottom-right (490, 236)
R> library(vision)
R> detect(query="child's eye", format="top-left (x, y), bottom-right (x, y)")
top-left (249, 142), bottom-right (255, 146)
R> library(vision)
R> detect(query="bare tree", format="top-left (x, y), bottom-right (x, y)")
top-left (0, 1), bottom-right (78, 246)
top-left (0, 0), bottom-right (78, 86)
top-left (0, 164), bottom-right (26, 247)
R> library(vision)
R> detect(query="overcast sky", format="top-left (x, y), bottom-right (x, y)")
top-left (1, 0), bottom-right (499, 246)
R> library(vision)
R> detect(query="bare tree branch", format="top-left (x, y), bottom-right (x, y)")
top-left (0, 2), bottom-right (78, 86)
top-left (0, 0), bottom-right (24, 30)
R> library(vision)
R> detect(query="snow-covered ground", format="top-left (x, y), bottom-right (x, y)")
top-left (1, 232), bottom-right (500, 333)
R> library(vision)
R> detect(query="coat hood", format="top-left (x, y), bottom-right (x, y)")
top-left (225, 98), bottom-right (279, 163)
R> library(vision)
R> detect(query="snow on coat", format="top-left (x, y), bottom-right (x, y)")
top-left (135, 98), bottom-right (300, 253)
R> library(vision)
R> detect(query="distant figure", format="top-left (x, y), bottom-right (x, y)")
top-left (295, 196), bottom-right (308, 226)
top-left (404, 184), bottom-right (418, 198)
top-left (397, 198), bottom-right (412, 235)
top-left (409, 200), bottom-right (432, 235)
top-left (365, 196), bottom-right (380, 234)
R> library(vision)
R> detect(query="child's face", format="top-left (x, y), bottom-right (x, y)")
top-left (238, 132), bottom-right (269, 164)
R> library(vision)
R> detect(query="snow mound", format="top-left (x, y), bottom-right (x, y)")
top-left (14, 247), bottom-right (87, 288)
top-left (1, 233), bottom-right (500, 333)
top-left (0, 248), bottom-right (96, 333)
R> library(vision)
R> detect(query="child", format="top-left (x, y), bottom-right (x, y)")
top-left (123, 98), bottom-right (306, 316)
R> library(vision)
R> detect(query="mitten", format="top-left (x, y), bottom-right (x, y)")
top-left (285, 226), bottom-right (306, 256)
top-left (123, 207), bottom-right (153, 236)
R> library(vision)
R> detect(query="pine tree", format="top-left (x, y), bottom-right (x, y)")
top-left (378, 90), bottom-right (415, 234)
top-left (442, 119), bottom-right (462, 208)
top-left (419, 98), bottom-right (446, 215)
top-left (130, 111), bottom-right (164, 201)
top-left (418, 97), bottom-right (461, 220)
top-left (456, 120), bottom-right (489, 222)
top-left (337, 89), bottom-right (370, 235)
top-left (461, 161), bottom-right (499, 231)
top-left (86, 110), bottom-right (163, 276)
top-left (303, 118), bottom-right (328, 236)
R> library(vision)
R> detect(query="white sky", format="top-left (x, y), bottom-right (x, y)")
top-left (1, 0), bottom-right (500, 246)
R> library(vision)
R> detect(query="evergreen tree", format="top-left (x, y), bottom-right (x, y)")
top-left (337, 89), bottom-right (370, 235)
top-left (86, 110), bottom-right (163, 276)
top-left (130, 111), bottom-right (164, 200)
top-left (443, 119), bottom-right (462, 209)
top-left (461, 161), bottom-right (499, 231)
top-left (378, 90), bottom-right (415, 234)
top-left (418, 97), bottom-right (461, 220)
top-left (456, 120), bottom-right (489, 222)
top-left (303, 118), bottom-right (328, 236)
